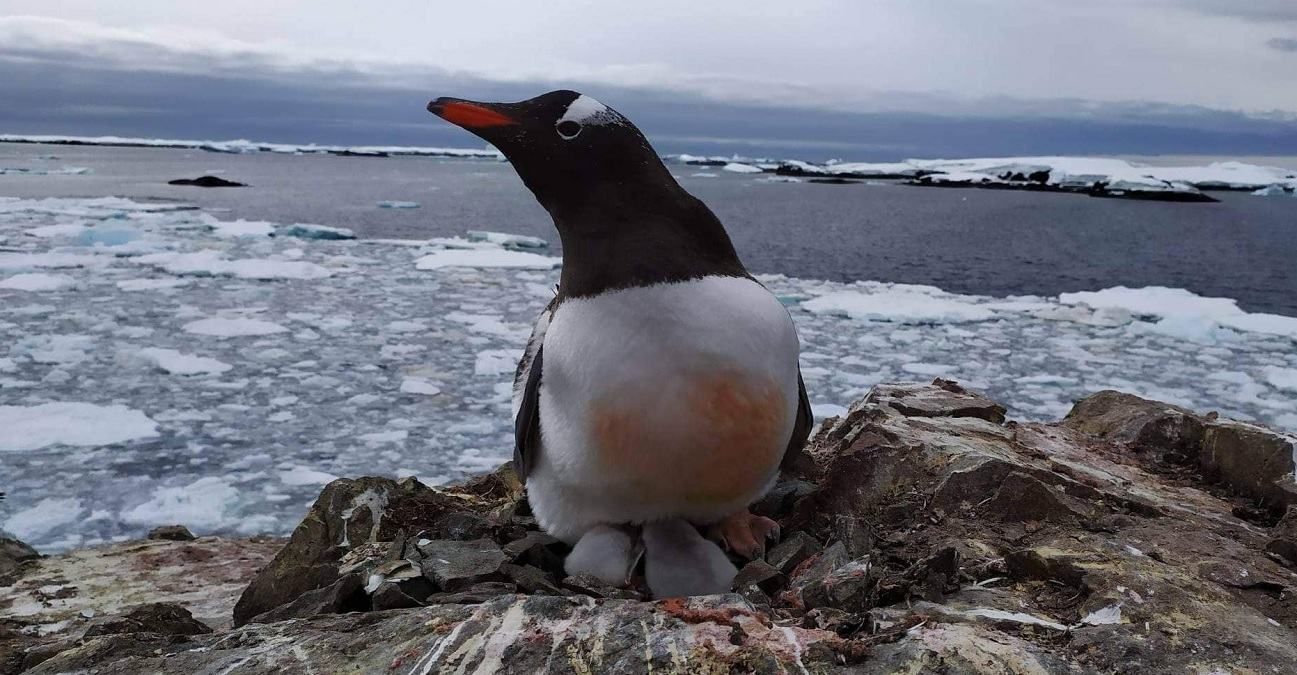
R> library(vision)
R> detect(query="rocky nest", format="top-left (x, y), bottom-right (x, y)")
top-left (2, 380), bottom-right (1296, 673)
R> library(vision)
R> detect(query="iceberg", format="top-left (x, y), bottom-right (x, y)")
top-left (376, 201), bottom-right (420, 209)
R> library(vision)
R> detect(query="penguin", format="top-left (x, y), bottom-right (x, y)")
top-left (428, 90), bottom-right (812, 596)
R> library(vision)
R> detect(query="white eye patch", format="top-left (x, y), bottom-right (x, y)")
top-left (558, 94), bottom-right (618, 126)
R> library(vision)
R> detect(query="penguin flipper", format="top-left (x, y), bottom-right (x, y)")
top-left (643, 519), bottom-right (738, 598)
top-left (513, 343), bottom-right (543, 482)
top-left (513, 298), bottom-right (555, 482)
top-left (780, 369), bottom-right (813, 471)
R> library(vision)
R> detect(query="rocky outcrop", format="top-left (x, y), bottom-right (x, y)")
top-left (3, 382), bottom-right (1295, 673)
top-left (166, 176), bottom-right (247, 187)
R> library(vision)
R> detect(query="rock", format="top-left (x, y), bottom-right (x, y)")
top-left (560, 574), bottom-right (643, 600)
top-left (1201, 421), bottom-right (1297, 511)
top-left (981, 471), bottom-right (1090, 522)
top-left (249, 574), bottom-right (367, 624)
top-left (417, 539), bottom-right (507, 591)
top-left (732, 560), bottom-right (785, 605)
top-left (1063, 390), bottom-right (1205, 464)
top-left (751, 478), bottom-right (818, 518)
top-left (18, 382), bottom-right (1297, 673)
top-left (233, 471), bottom-right (519, 626)
top-left (0, 536), bottom-right (39, 580)
top-left (167, 175), bottom-right (246, 187)
top-left (500, 563), bottom-right (563, 595)
top-left (0, 536), bottom-right (278, 635)
top-left (502, 531), bottom-right (564, 571)
top-left (1267, 506), bottom-right (1297, 566)
top-left (82, 603), bottom-right (212, 637)
top-left (765, 531), bottom-right (822, 574)
top-left (865, 379), bottom-right (1006, 424)
top-left (25, 595), bottom-right (849, 674)
top-left (146, 525), bottom-right (196, 541)
top-left (801, 557), bottom-right (880, 613)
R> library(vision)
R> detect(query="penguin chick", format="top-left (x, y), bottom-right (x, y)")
top-left (563, 524), bottom-right (639, 586)
top-left (642, 519), bottom-right (738, 598)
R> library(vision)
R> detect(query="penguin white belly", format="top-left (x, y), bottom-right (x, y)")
top-left (526, 275), bottom-right (800, 542)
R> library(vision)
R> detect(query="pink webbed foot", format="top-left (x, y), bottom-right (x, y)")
top-left (707, 509), bottom-right (781, 560)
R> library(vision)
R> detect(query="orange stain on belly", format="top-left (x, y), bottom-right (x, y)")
top-left (591, 372), bottom-right (787, 506)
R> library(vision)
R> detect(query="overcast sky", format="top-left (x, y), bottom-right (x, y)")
top-left (1, 1), bottom-right (1295, 159)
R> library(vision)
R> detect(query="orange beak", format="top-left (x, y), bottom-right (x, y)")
top-left (427, 98), bottom-right (518, 129)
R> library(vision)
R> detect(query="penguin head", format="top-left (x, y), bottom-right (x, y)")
top-left (428, 90), bottom-right (672, 217)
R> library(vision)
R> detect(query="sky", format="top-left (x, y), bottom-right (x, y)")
top-left (1, 1), bottom-right (1295, 160)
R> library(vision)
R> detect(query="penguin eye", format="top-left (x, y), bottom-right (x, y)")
top-left (555, 120), bottom-right (582, 140)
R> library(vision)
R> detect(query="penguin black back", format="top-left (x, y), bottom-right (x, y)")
top-left (428, 90), bottom-right (748, 299)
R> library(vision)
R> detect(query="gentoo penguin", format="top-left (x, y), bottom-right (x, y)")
top-left (428, 90), bottom-right (812, 597)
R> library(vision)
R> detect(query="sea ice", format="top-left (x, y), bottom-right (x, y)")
top-left (2, 194), bottom-right (1295, 552)
top-left (134, 250), bottom-right (334, 280)
top-left (0, 272), bottom-right (73, 291)
top-left (466, 230), bottom-right (548, 249)
top-left (414, 248), bottom-right (560, 270)
top-left (120, 477), bottom-right (239, 531)
top-left (278, 466), bottom-right (340, 487)
top-left (182, 317), bottom-right (289, 337)
top-left (3, 498), bottom-right (85, 541)
top-left (278, 223), bottom-right (356, 240)
top-left (116, 278), bottom-right (190, 291)
top-left (211, 220), bottom-right (276, 238)
top-left (400, 378), bottom-right (442, 395)
top-left (0, 402), bottom-right (159, 452)
top-left (137, 347), bottom-right (233, 375)
top-left (803, 286), bottom-right (998, 324)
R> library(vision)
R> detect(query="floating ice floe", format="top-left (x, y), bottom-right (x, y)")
top-left (0, 272), bottom-right (74, 291)
top-left (210, 220), bottom-right (276, 238)
top-left (136, 347), bottom-right (232, 376)
top-left (803, 285), bottom-right (998, 324)
top-left (466, 230), bottom-right (548, 249)
top-left (1253, 183), bottom-right (1296, 197)
top-left (0, 402), bottom-right (159, 452)
top-left (182, 317), bottom-right (289, 337)
top-left (722, 162), bottom-right (764, 174)
top-left (134, 250), bottom-right (334, 280)
top-left (0, 166), bottom-right (91, 176)
top-left (400, 377), bottom-right (442, 396)
top-left (377, 201), bottom-right (420, 209)
top-left (415, 248), bottom-right (560, 271)
top-left (277, 223), bottom-right (356, 240)
top-left (120, 477), bottom-right (239, 531)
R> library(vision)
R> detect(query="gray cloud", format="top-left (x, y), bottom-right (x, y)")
top-left (1167, 0), bottom-right (1297, 22)
top-left (1267, 37), bottom-right (1297, 53)
top-left (2, 40), bottom-right (1295, 162)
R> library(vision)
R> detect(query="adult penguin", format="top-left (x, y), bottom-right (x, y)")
top-left (429, 90), bottom-right (812, 597)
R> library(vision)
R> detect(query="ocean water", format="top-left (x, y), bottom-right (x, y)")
top-left (3, 142), bottom-right (1296, 315)
top-left (1, 143), bottom-right (1295, 552)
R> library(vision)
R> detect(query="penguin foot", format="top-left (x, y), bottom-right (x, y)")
top-left (564, 524), bottom-right (639, 586)
top-left (642, 519), bottom-right (738, 598)
top-left (708, 510), bottom-right (781, 560)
